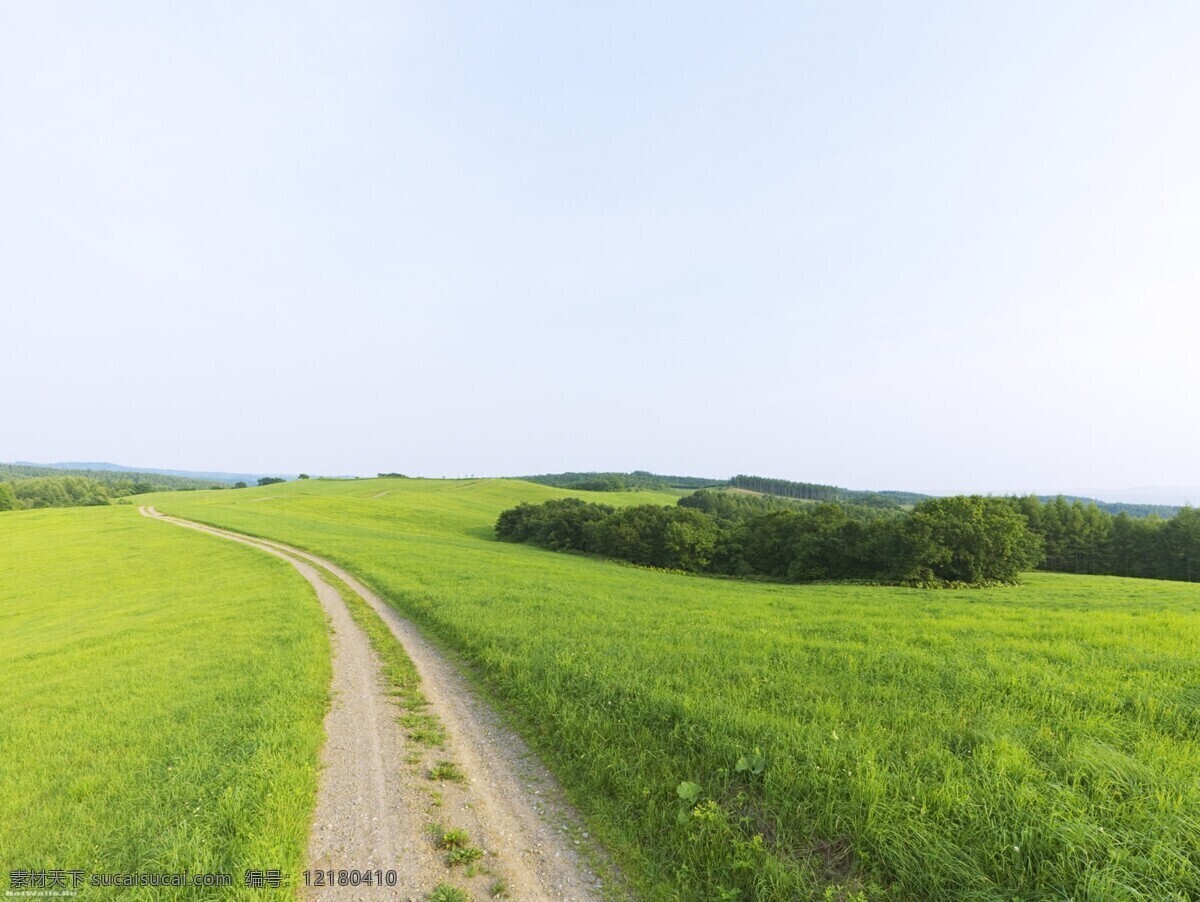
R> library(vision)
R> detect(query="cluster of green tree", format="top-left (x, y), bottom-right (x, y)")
top-left (1036, 495), bottom-right (1181, 519)
top-left (257, 477), bottom-right (286, 486)
top-left (679, 487), bottom-right (901, 524)
top-left (4, 476), bottom-right (118, 509)
top-left (728, 474), bottom-right (924, 510)
top-left (496, 494), bottom-right (1042, 586)
top-left (728, 473), bottom-right (843, 501)
top-left (522, 470), bottom-right (1182, 524)
top-left (877, 489), bottom-right (936, 507)
top-left (378, 472), bottom-right (409, 478)
top-left (0, 474), bottom-right (234, 511)
top-left (1006, 496), bottom-right (1200, 581)
top-left (0, 465), bottom-right (245, 512)
top-left (522, 471), bottom-right (724, 492)
top-left (0, 463), bottom-right (223, 492)
top-left (677, 487), bottom-right (800, 521)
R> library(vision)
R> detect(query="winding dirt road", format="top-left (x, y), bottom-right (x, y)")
top-left (139, 506), bottom-right (613, 901)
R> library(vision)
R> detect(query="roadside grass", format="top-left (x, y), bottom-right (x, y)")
top-left (427, 761), bottom-right (466, 783)
top-left (311, 561), bottom-right (495, 894)
top-left (149, 478), bottom-right (1200, 900)
top-left (428, 883), bottom-right (468, 902)
top-left (445, 845), bottom-right (483, 867)
top-left (0, 506), bottom-right (330, 899)
top-left (312, 566), bottom-right (446, 745)
top-left (436, 827), bottom-right (471, 850)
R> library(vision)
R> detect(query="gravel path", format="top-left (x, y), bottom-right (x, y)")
top-left (140, 506), bottom-right (614, 901)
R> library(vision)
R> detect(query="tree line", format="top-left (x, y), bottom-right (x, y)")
top-left (728, 475), bottom-right (930, 510)
top-left (497, 490), bottom-right (1200, 587)
top-left (525, 471), bottom-right (921, 503)
top-left (1039, 495), bottom-right (1181, 519)
top-left (522, 471), bottom-right (1181, 523)
top-left (1006, 495), bottom-right (1200, 581)
top-left (0, 463), bottom-right (225, 492)
top-left (0, 474), bottom-right (240, 510)
top-left (0, 474), bottom-right (233, 511)
top-left (0, 463), bottom-right (231, 512)
top-left (0, 476), bottom-right (305, 509)
top-left (0, 464), bottom-right (304, 511)
top-left (496, 493), bottom-right (1042, 586)
top-left (523, 471), bottom-right (725, 492)
top-left (729, 474), bottom-right (846, 502)
top-left (0, 475), bottom-right (128, 509)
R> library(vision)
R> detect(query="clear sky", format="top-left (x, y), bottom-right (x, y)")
top-left (2, 3), bottom-right (1198, 499)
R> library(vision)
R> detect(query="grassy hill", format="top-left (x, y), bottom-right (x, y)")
top-left (146, 476), bottom-right (1200, 900)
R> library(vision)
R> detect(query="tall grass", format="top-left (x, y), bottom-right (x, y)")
top-left (151, 478), bottom-right (1200, 900)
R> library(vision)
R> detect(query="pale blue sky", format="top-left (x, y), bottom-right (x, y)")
top-left (2, 3), bottom-right (1198, 499)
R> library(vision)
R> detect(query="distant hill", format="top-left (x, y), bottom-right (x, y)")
top-left (729, 477), bottom-right (1182, 518)
top-left (728, 474), bottom-right (929, 510)
top-left (1039, 495), bottom-right (1181, 519)
top-left (521, 470), bottom-right (1186, 520)
top-left (522, 471), bottom-right (926, 509)
top-left (1, 462), bottom-right (229, 492)
top-left (522, 471), bottom-right (725, 492)
top-left (14, 461), bottom-right (291, 486)
top-left (1087, 486), bottom-right (1200, 507)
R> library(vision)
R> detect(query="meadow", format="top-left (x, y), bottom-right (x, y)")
top-left (149, 478), bottom-right (1200, 900)
top-left (0, 506), bottom-right (330, 899)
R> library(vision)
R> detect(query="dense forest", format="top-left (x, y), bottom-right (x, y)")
top-left (523, 471), bottom-right (1182, 523)
top-left (0, 463), bottom-right (224, 491)
top-left (524, 471), bottom-right (934, 509)
top-left (680, 486), bottom-right (899, 524)
top-left (497, 489), bottom-right (1200, 587)
top-left (1008, 495), bottom-right (1200, 581)
top-left (522, 471), bottom-right (724, 491)
top-left (0, 464), bottom-right (228, 511)
top-left (524, 471), bottom-right (932, 506)
top-left (1035, 495), bottom-right (1180, 519)
top-left (497, 493), bottom-right (1042, 587)
top-left (728, 473), bottom-right (844, 501)
top-left (728, 474), bottom-right (929, 508)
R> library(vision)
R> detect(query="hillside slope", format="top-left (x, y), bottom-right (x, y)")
top-left (146, 477), bottom-right (1200, 900)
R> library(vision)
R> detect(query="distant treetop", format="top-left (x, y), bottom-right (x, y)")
top-left (0, 462), bottom-right (224, 492)
top-left (520, 471), bottom-right (925, 509)
top-left (0, 462), bottom-right (230, 511)
top-left (522, 471), bottom-right (724, 492)
top-left (1036, 495), bottom-right (1180, 519)
top-left (728, 475), bottom-right (927, 510)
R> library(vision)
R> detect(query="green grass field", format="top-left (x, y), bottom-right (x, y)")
top-left (0, 506), bottom-right (330, 899)
top-left (149, 478), bottom-right (1200, 899)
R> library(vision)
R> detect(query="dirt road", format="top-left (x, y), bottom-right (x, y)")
top-left (139, 506), bottom-right (613, 901)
